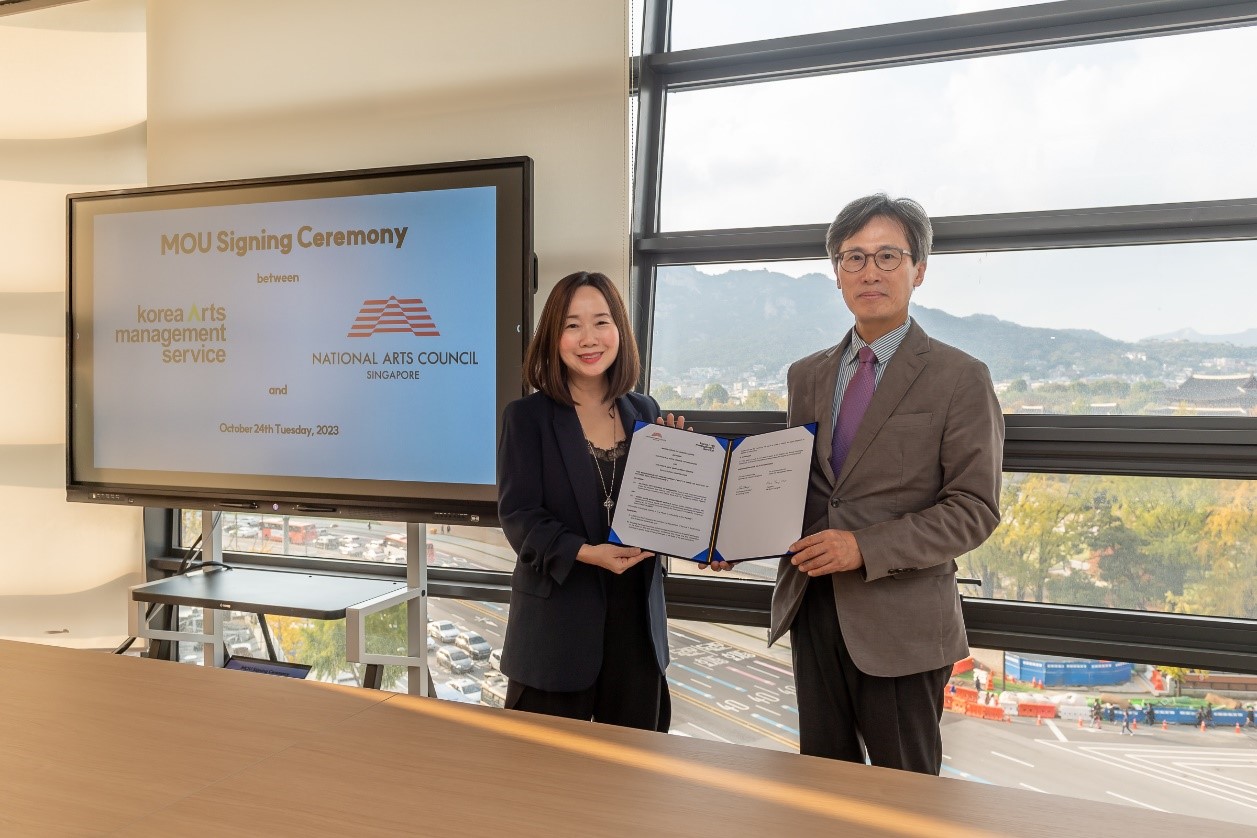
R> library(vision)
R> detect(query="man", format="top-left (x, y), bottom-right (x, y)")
top-left (770, 194), bottom-right (1004, 774)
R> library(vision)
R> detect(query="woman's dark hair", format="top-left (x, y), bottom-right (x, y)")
top-left (523, 271), bottom-right (640, 405)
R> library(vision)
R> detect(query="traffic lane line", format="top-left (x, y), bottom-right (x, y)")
top-left (668, 688), bottom-right (796, 750)
top-left (1106, 791), bottom-right (1166, 811)
top-left (991, 751), bottom-right (1034, 768)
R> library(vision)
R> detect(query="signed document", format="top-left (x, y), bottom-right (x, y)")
top-left (609, 422), bottom-right (816, 563)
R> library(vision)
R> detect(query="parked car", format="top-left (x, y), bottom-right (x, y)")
top-left (427, 620), bottom-right (458, 643)
top-left (427, 635), bottom-right (436, 654)
top-left (441, 677), bottom-right (482, 704)
top-left (338, 536), bottom-right (364, 557)
top-left (313, 534), bottom-right (339, 551)
top-left (454, 631), bottom-right (492, 661)
top-left (360, 544), bottom-right (388, 562)
top-left (234, 524), bottom-right (259, 538)
top-left (435, 646), bottom-right (473, 674)
top-left (488, 648), bottom-right (503, 670)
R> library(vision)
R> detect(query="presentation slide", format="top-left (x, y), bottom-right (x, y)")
top-left (91, 186), bottom-right (498, 486)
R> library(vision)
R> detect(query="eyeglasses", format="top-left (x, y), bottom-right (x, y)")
top-left (835, 246), bottom-right (913, 273)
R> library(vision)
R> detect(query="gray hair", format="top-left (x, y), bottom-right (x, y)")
top-left (824, 194), bottom-right (933, 266)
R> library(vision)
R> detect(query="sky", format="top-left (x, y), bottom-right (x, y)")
top-left (640, 2), bottom-right (1257, 343)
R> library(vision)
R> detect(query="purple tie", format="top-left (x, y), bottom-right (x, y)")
top-left (831, 346), bottom-right (877, 477)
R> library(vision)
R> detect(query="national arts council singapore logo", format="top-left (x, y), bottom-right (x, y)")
top-left (347, 295), bottom-right (440, 338)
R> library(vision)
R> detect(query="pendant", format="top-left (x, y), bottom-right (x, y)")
top-left (603, 496), bottom-right (614, 524)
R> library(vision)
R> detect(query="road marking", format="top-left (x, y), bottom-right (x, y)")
top-left (674, 663), bottom-right (747, 692)
top-left (667, 677), bottom-right (713, 699)
top-left (1019, 783), bottom-right (1047, 793)
top-left (669, 690), bottom-right (796, 749)
top-left (991, 751), bottom-right (1034, 768)
top-left (940, 764), bottom-right (994, 784)
top-left (755, 705), bottom-right (782, 717)
top-left (749, 660), bottom-right (793, 677)
top-left (781, 704), bottom-right (798, 715)
top-left (726, 665), bottom-right (775, 685)
top-left (669, 629), bottom-right (700, 643)
top-left (752, 713), bottom-right (799, 736)
top-left (686, 723), bottom-right (731, 743)
top-left (1044, 720), bottom-right (1068, 742)
top-left (943, 754), bottom-right (952, 760)
top-left (1036, 740), bottom-right (1257, 811)
top-left (1106, 791), bottom-right (1165, 811)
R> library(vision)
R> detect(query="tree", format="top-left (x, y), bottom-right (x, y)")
top-left (1168, 481), bottom-right (1257, 620)
top-left (742, 389), bottom-right (784, 411)
top-left (293, 604), bottom-right (409, 688)
top-left (699, 382), bottom-right (731, 408)
top-left (1158, 665), bottom-right (1210, 698)
top-left (1106, 477), bottom-right (1214, 611)
top-left (970, 473), bottom-right (1095, 602)
top-left (651, 384), bottom-right (684, 408)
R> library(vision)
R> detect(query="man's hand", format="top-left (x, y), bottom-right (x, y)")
top-left (577, 543), bottom-right (654, 574)
top-left (788, 529), bottom-right (863, 576)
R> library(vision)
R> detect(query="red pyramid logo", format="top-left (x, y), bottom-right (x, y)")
top-left (347, 296), bottom-right (440, 338)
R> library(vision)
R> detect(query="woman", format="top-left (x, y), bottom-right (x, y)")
top-left (496, 270), bottom-right (675, 731)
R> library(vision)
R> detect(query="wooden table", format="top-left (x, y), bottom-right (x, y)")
top-left (2, 640), bottom-right (1250, 837)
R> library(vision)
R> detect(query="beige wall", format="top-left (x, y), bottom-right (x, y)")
top-left (0, 0), bottom-right (146, 641)
top-left (0, 0), bottom-right (629, 641)
top-left (147, 0), bottom-right (631, 300)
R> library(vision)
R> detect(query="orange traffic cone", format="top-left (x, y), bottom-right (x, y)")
top-left (1132, 720), bottom-right (1138, 730)
top-left (1077, 717), bottom-right (1084, 728)
top-left (1161, 721), bottom-right (1168, 731)
top-left (1237, 724), bottom-right (1243, 735)
top-left (1036, 715), bottom-right (1042, 726)
top-left (1200, 721), bottom-right (1206, 732)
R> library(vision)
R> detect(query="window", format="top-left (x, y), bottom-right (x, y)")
top-left (965, 474), bottom-right (1257, 621)
top-left (179, 512), bottom-right (514, 570)
top-left (660, 26), bottom-right (1257, 230)
top-left (670, 0), bottom-right (1054, 50)
top-left (630, 0), bottom-right (1257, 788)
top-left (650, 242), bottom-right (1257, 418)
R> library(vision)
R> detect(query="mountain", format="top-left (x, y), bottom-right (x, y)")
top-left (649, 266), bottom-right (1257, 387)
top-left (1144, 327), bottom-right (1257, 347)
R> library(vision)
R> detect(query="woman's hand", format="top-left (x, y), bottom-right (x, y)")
top-left (655, 412), bottom-right (690, 430)
top-left (577, 543), bottom-right (655, 574)
top-left (702, 559), bottom-right (735, 573)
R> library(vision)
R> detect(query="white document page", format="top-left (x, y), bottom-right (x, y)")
top-left (611, 423), bottom-right (728, 561)
top-left (713, 424), bottom-right (815, 562)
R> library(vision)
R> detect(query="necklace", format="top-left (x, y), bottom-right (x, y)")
top-left (587, 402), bottom-right (620, 526)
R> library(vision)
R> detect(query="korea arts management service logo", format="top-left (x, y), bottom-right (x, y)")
top-left (347, 295), bottom-right (440, 338)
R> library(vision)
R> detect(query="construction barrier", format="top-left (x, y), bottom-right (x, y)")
top-left (1005, 654), bottom-right (1133, 688)
top-left (1134, 707), bottom-right (1250, 726)
top-left (953, 686), bottom-right (979, 704)
top-left (964, 703), bottom-right (1005, 722)
top-left (1056, 704), bottom-right (1090, 722)
top-left (1017, 703), bottom-right (1057, 719)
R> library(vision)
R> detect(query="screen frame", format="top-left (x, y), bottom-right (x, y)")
top-left (66, 157), bottom-right (533, 526)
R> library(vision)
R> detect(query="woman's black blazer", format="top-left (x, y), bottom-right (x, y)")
top-left (496, 390), bottom-right (669, 692)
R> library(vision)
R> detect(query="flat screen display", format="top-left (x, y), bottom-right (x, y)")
top-left (68, 158), bottom-right (532, 524)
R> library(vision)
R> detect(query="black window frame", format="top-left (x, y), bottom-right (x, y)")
top-left (630, 0), bottom-right (1257, 673)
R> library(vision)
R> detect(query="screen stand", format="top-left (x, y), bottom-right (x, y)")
top-left (406, 522), bottom-right (430, 697)
top-left (200, 509), bottom-right (226, 667)
top-left (341, 522), bottom-right (431, 693)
